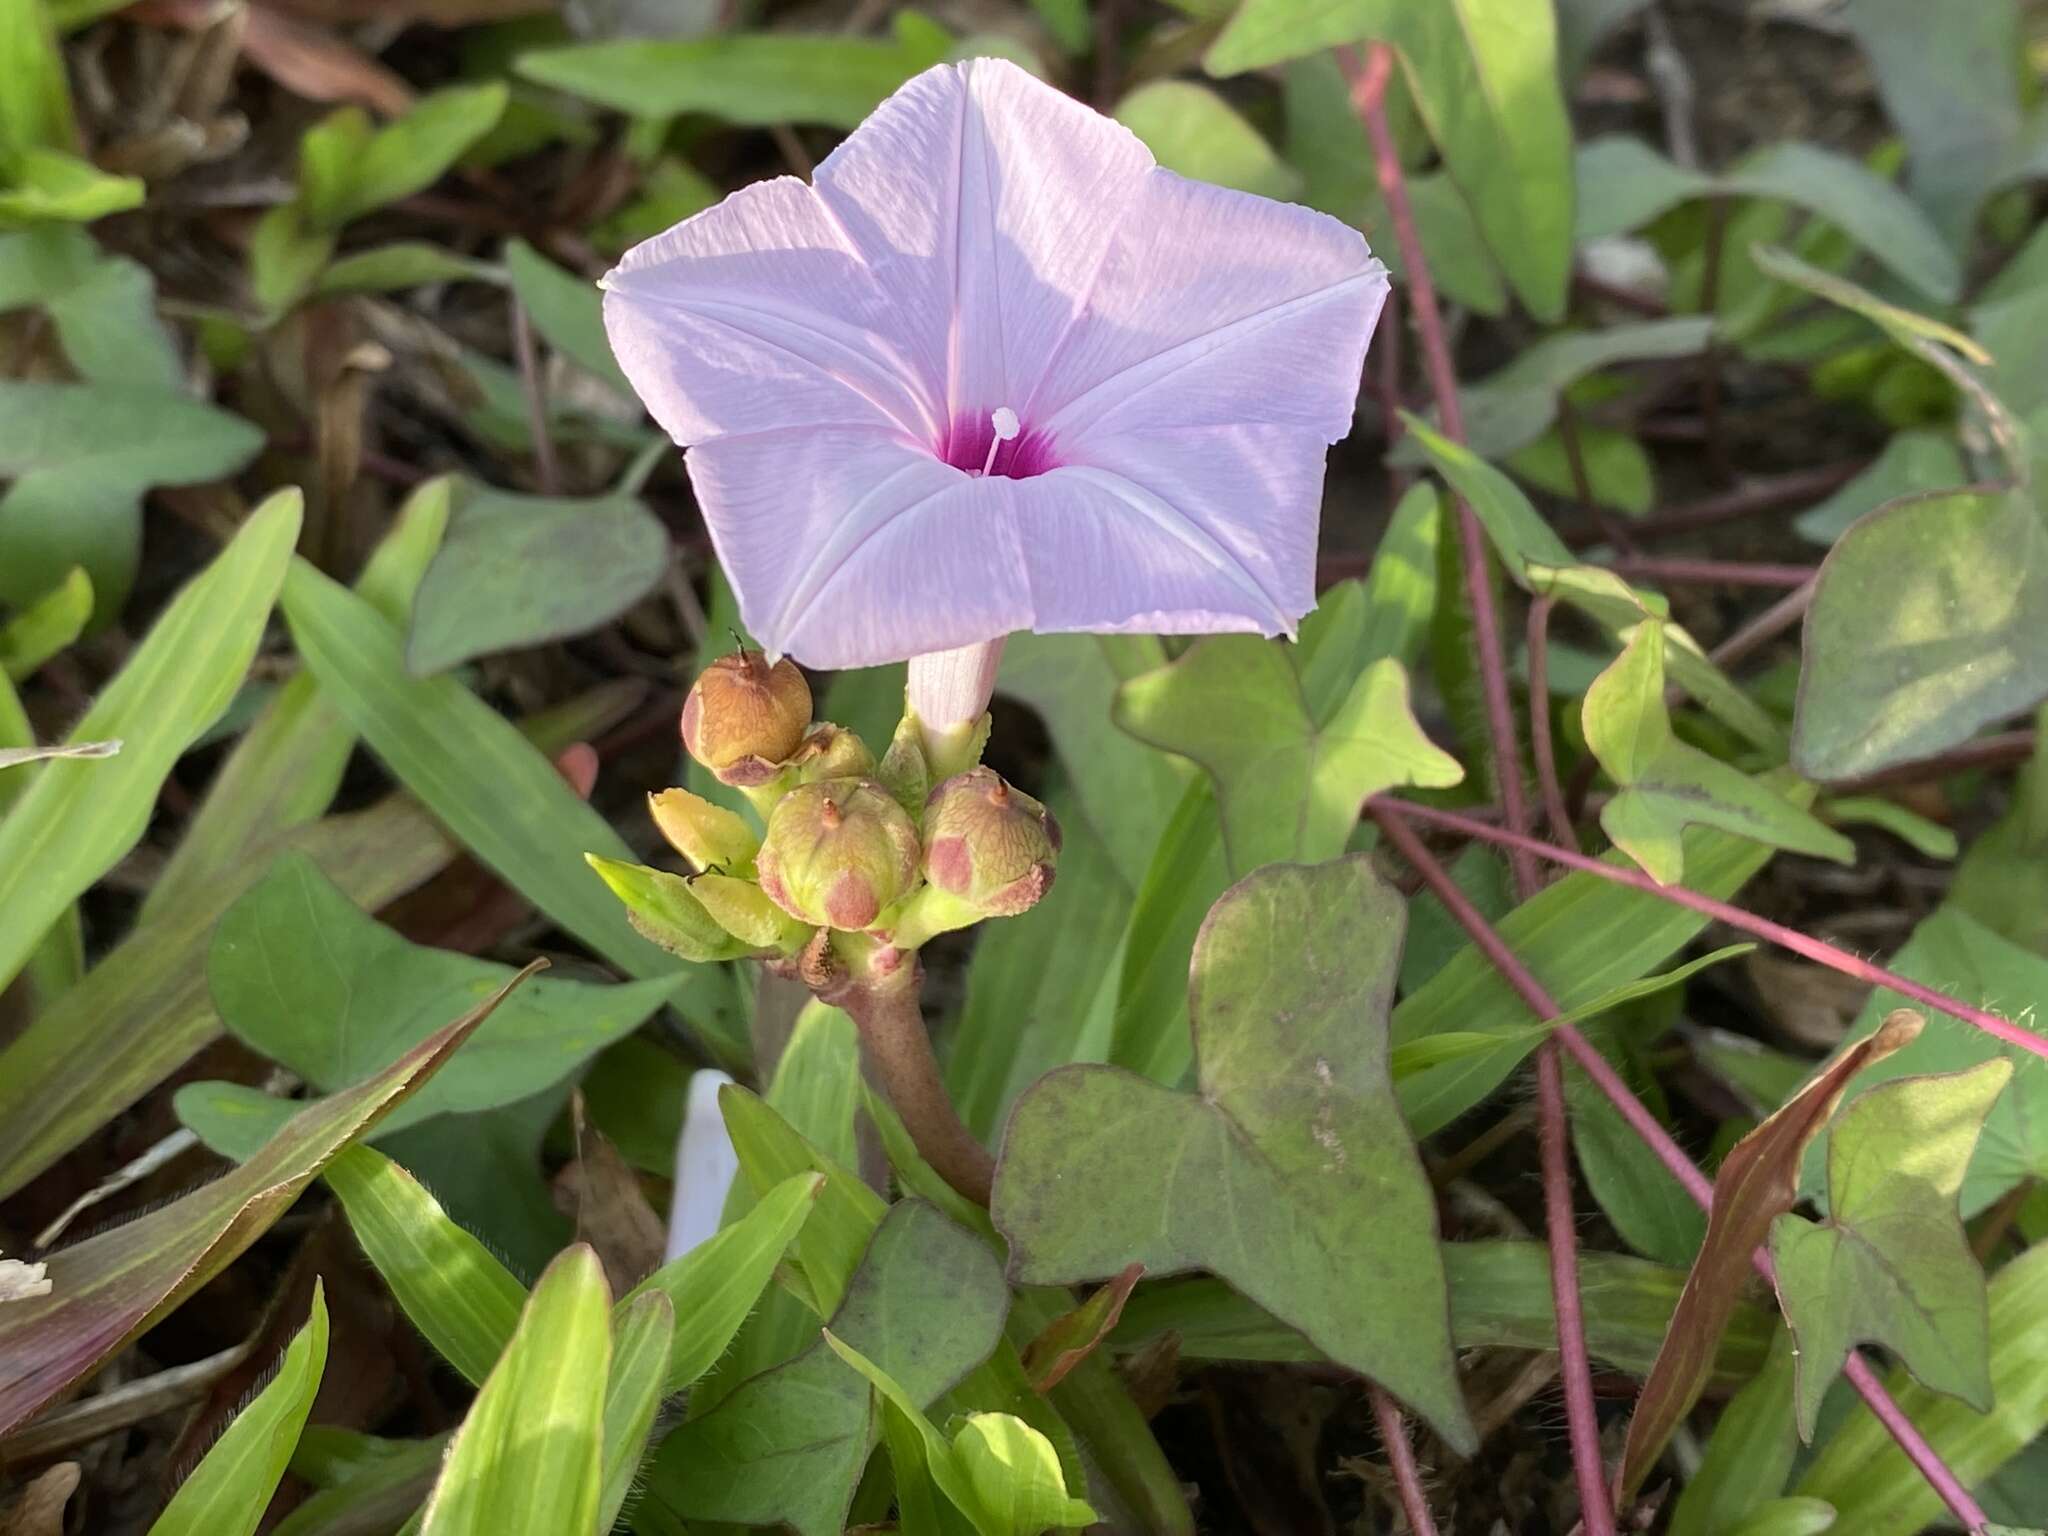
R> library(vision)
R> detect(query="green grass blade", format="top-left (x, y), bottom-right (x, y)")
top-left (620, 1168), bottom-right (822, 1391)
top-left (149, 1284), bottom-right (329, 1536)
top-left (0, 489), bottom-right (301, 994)
top-left (324, 1146), bottom-right (527, 1386)
top-left (278, 556), bottom-right (677, 979)
top-left (597, 1288), bottom-right (674, 1531)
top-left (420, 1245), bottom-right (611, 1536)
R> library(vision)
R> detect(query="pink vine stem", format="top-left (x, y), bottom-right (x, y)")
top-left (1343, 40), bottom-right (1612, 1535)
top-left (1378, 798), bottom-right (2048, 1068)
top-left (1371, 1383), bottom-right (1442, 1536)
top-left (1370, 801), bottom-right (1993, 1529)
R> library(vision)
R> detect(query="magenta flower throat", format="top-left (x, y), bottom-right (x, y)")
top-left (603, 57), bottom-right (1389, 670)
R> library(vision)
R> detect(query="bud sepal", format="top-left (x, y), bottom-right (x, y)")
top-left (790, 722), bottom-right (877, 784)
top-left (649, 787), bottom-right (758, 873)
top-left (585, 853), bottom-right (760, 962)
top-left (690, 870), bottom-right (814, 953)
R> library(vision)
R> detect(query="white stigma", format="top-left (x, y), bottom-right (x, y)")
top-left (979, 407), bottom-right (1020, 476)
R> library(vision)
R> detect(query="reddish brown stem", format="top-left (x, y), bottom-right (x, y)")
top-left (1370, 1383), bottom-right (1442, 1536)
top-left (1378, 798), bottom-right (2048, 1068)
top-left (1369, 804), bottom-right (1992, 1531)
top-left (825, 967), bottom-right (993, 1205)
top-left (1706, 579), bottom-right (1817, 671)
top-left (1564, 462), bottom-right (1863, 548)
top-left (1344, 41), bottom-right (1607, 1535)
top-left (1603, 556), bottom-right (1817, 589)
top-left (1526, 597), bottom-right (1580, 854)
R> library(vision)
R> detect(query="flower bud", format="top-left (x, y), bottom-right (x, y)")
top-left (649, 787), bottom-right (758, 872)
top-left (921, 768), bottom-right (1060, 918)
top-left (789, 722), bottom-right (877, 783)
top-left (756, 777), bottom-right (921, 931)
top-left (680, 650), bottom-right (811, 785)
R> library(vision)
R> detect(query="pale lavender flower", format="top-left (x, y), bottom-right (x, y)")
top-left (602, 57), bottom-right (1388, 673)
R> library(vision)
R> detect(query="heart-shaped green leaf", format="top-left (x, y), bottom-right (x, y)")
top-left (994, 857), bottom-right (1475, 1451)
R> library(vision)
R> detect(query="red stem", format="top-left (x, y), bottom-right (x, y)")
top-left (1563, 462), bottom-right (1863, 548)
top-left (1371, 1383), bottom-right (1442, 1536)
top-left (1369, 804), bottom-right (1992, 1530)
top-left (1344, 41), bottom-right (1608, 1536)
top-left (1526, 596), bottom-right (1580, 854)
top-left (1377, 797), bottom-right (2048, 1068)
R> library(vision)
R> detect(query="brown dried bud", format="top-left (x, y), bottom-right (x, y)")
top-left (921, 768), bottom-right (1061, 918)
top-left (680, 650), bottom-right (811, 785)
top-left (756, 777), bottom-right (921, 931)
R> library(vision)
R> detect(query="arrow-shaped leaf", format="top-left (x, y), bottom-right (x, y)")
top-left (1616, 1009), bottom-right (1925, 1501)
top-left (994, 856), bottom-right (1475, 1452)
top-left (1771, 1060), bottom-right (2010, 1438)
top-left (1114, 639), bottom-right (1461, 877)
top-left (1586, 620), bottom-right (1854, 884)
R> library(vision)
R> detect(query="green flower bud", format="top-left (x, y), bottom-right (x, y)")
top-left (649, 786), bottom-right (758, 872)
top-left (680, 649), bottom-right (811, 785)
top-left (790, 722), bottom-right (877, 783)
top-left (756, 777), bottom-right (920, 931)
top-left (920, 768), bottom-right (1060, 918)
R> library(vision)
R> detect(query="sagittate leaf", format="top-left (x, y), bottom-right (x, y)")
top-left (1794, 487), bottom-right (2048, 782)
top-left (646, 1200), bottom-right (1009, 1536)
top-left (419, 1245), bottom-right (611, 1536)
top-left (1793, 430), bottom-right (1967, 546)
top-left (0, 492), bottom-right (297, 996)
top-left (204, 854), bottom-right (680, 1138)
top-left (1572, 135), bottom-right (1961, 303)
top-left (1801, 904), bottom-right (2048, 1217)
top-left (1114, 640), bottom-right (1461, 876)
top-left (299, 84), bottom-right (508, 232)
top-left (322, 1146), bottom-right (527, 1388)
top-left (0, 380), bottom-right (264, 618)
top-left (148, 1285), bottom-right (329, 1536)
top-left (1585, 621), bottom-right (1853, 883)
top-left (1616, 1010), bottom-right (1925, 1501)
top-left (1837, 0), bottom-right (2027, 248)
top-left (406, 482), bottom-right (668, 675)
top-left (279, 559), bottom-right (684, 981)
top-left (0, 989), bottom-right (518, 1434)
top-left (514, 20), bottom-right (952, 131)
top-left (995, 857), bottom-right (1475, 1452)
top-left (1206, 0), bottom-right (1573, 321)
top-left (1113, 81), bottom-right (1300, 198)
top-left (1771, 1061), bottom-right (2009, 1438)
top-left (1795, 1239), bottom-right (2048, 1536)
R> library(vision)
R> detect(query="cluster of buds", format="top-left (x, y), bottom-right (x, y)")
top-left (591, 647), bottom-right (1058, 988)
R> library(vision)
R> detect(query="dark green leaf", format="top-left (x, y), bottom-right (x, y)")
top-left (648, 1200), bottom-right (1008, 1536)
top-left (996, 858), bottom-right (1475, 1451)
top-left (406, 482), bottom-right (668, 675)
